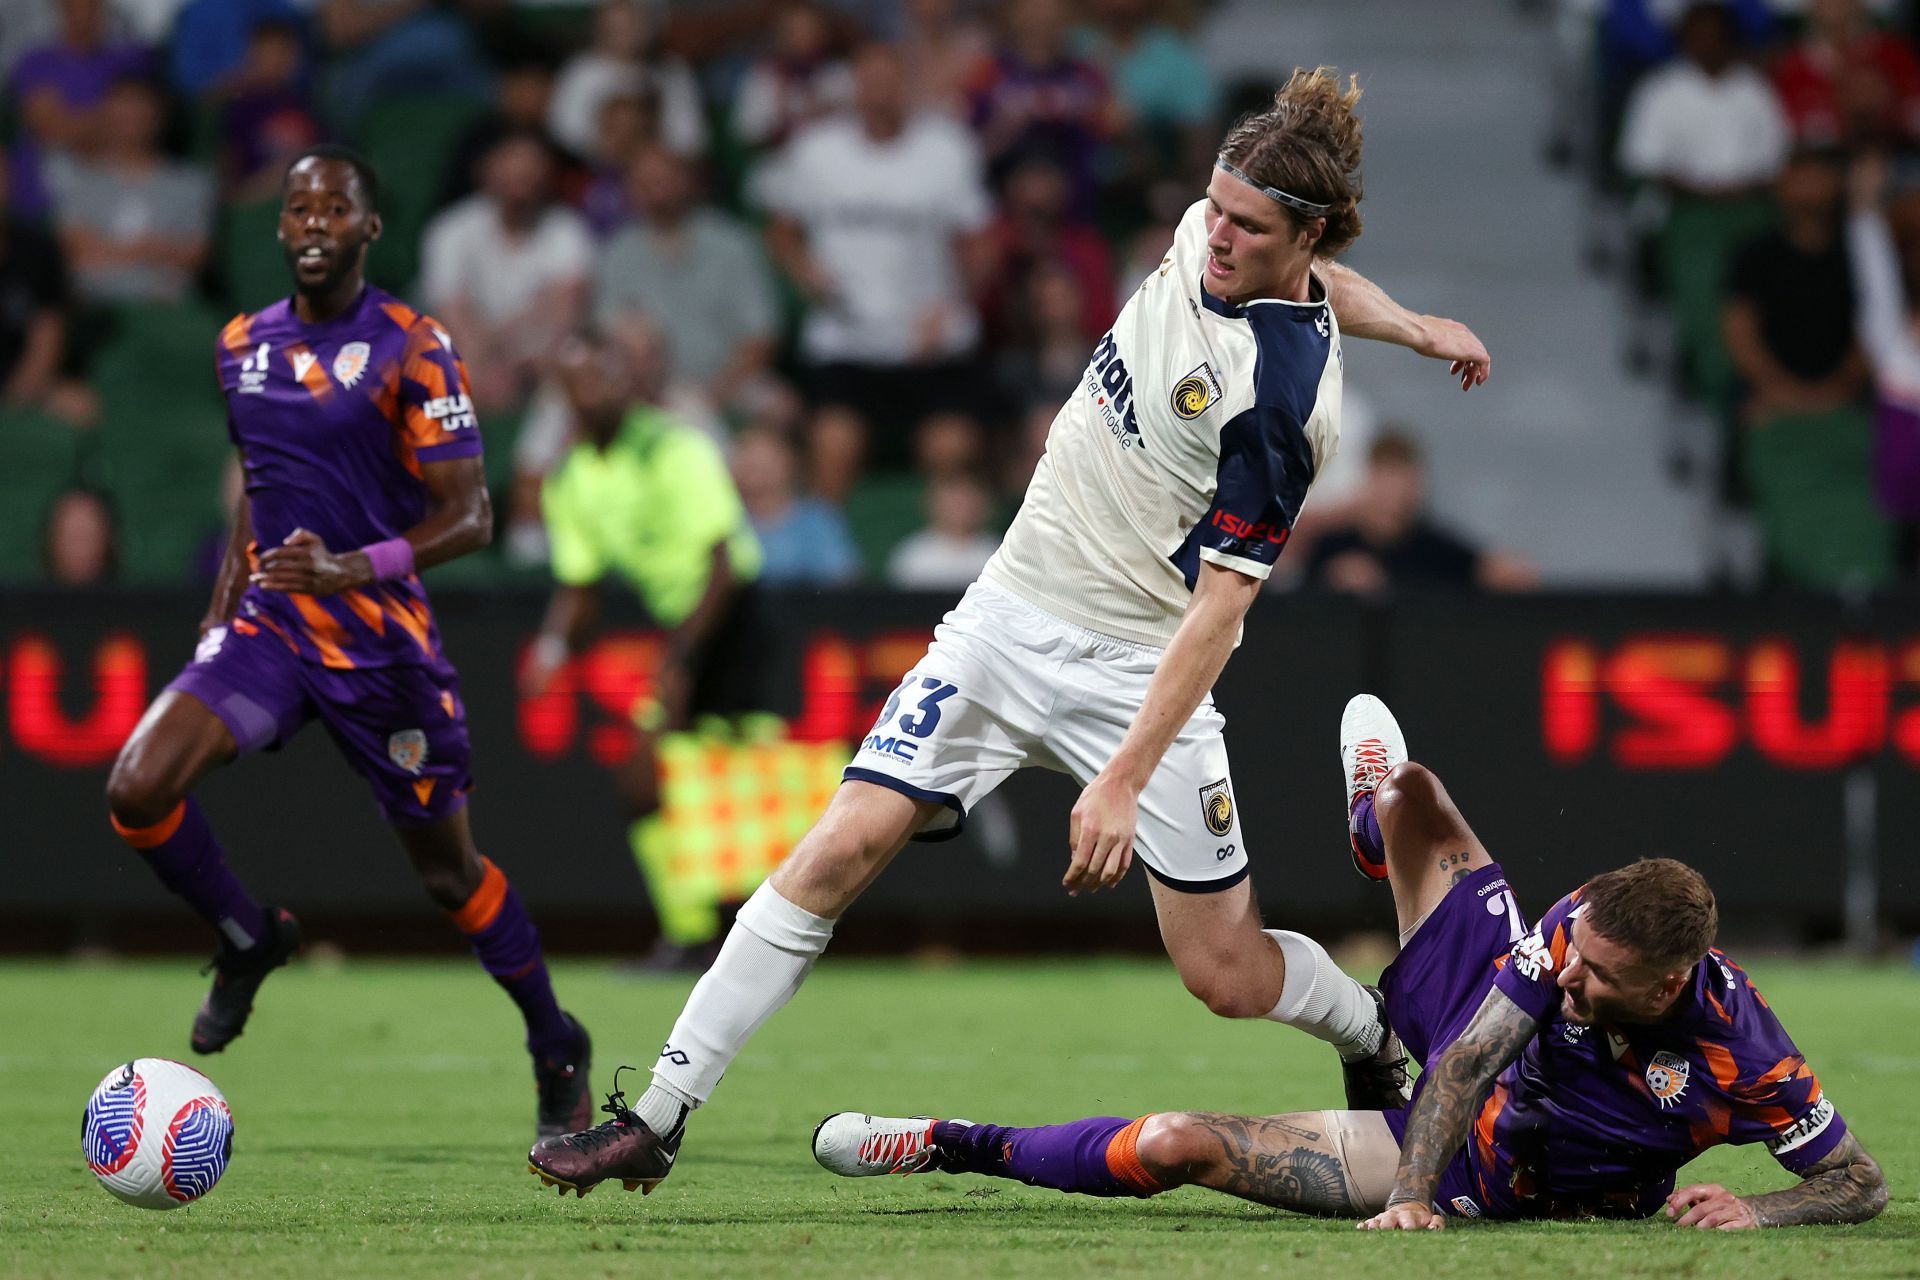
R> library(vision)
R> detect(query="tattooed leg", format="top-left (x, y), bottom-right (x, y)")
top-left (1133, 1110), bottom-right (1400, 1217)
top-left (1374, 763), bottom-right (1496, 942)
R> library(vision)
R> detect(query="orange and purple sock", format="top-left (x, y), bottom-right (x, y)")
top-left (931, 1116), bottom-right (1164, 1198)
top-left (112, 799), bottom-right (268, 951)
top-left (448, 857), bottom-right (575, 1061)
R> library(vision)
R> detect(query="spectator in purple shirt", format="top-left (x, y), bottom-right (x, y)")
top-left (964, 0), bottom-right (1115, 215)
top-left (218, 19), bottom-right (323, 203)
top-left (9, 0), bottom-right (155, 220)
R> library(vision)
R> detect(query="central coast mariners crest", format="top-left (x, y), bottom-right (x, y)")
top-left (1199, 778), bottom-right (1234, 837)
top-left (333, 341), bottom-right (371, 387)
top-left (1646, 1051), bottom-right (1691, 1108)
top-left (387, 729), bottom-right (429, 775)
top-left (1170, 362), bottom-right (1223, 420)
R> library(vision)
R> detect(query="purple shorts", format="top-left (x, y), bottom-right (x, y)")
top-left (1377, 862), bottom-right (1523, 1220)
top-left (166, 619), bottom-right (473, 827)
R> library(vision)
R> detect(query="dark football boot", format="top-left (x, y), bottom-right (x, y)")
top-left (190, 907), bottom-right (302, 1054)
top-left (528, 1069), bottom-right (683, 1197)
top-left (1342, 985), bottom-right (1411, 1111)
top-left (534, 1015), bottom-right (595, 1140)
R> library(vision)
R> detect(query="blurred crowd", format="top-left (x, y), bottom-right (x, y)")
top-left (3, 0), bottom-right (1532, 598)
top-left (1557, 0), bottom-right (1920, 587)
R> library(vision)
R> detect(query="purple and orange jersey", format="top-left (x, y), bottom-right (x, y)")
top-left (1471, 889), bottom-right (1848, 1218)
top-left (216, 286), bottom-right (482, 669)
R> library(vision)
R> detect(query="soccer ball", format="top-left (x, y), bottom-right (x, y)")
top-left (82, 1059), bottom-right (234, 1209)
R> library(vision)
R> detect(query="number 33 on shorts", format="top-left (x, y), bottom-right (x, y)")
top-left (860, 677), bottom-right (959, 763)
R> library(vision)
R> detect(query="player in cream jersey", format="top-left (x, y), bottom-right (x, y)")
top-left (528, 68), bottom-right (1495, 1199)
top-left (985, 195), bottom-right (1344, 648)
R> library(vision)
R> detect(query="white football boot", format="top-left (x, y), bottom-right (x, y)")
top-left (811, 1113), bottom-right (967, 1177)
top-left (1340, 693), bottom-right (1408, 881)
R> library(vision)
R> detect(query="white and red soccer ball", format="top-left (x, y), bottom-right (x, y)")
top-left (83, 1058), bottom-right (234, 1209)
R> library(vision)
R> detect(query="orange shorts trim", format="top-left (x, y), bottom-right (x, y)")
top-left (448, 857), bottom-right (508, 933)
top-left (1104, 1114), bottom-right (1165, 1197)
top-left (111, 801), bottom-right (186, 850)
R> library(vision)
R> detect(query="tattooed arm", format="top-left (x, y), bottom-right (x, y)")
top-left (1360, 987), bottom-right (1543, 1231)
top-left (1665, 1133), bottom-right (1889, 1229)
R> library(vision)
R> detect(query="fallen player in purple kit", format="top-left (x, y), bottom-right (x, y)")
top-left (811, 695), bottom-right (1889, 1229)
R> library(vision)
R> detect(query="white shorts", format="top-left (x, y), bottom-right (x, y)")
top-left (843, 580), bottom-right (1249, 892)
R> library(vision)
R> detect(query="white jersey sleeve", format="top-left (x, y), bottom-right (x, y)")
top-left (983, 199), bottom-right (1343, 647)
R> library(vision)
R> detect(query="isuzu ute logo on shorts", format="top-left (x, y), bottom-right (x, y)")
top-left (387, 729), bottom-right (429, 775)
top-left (1646, 1051), bottom-right (1690, 1107)
top-left (1199, 778), bottom-right (1233, 836)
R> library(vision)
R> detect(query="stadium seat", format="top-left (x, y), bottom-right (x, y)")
top-left (0, 407), bottom-right (86, 581)
top-left (1659, 195), bottom-right (1776, 406)
top-left (843, 476), bottom-right (926, 579)
top-left (89, 303), bottom-right (235, 583)
top-left (353, 95), bottom-right (489, 294)
top-left (218, 197), bottom-right (292, 314)
top-left (1743, 406), bottom-right (1895, 590)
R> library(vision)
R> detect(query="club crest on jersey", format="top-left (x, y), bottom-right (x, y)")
top-left (1199, 778), bottom-right (1234, 837)
top-left (333, 341), bottom-right (370, 387)
top-left (1170, 362), bottom-right (1222, 420)
top-left (1086, 329), bottom-right (1144, 449)
top-left (1646, 1051), bottom-right (1690, 1107)
top-left (387, 729), bottom-right (429, 775)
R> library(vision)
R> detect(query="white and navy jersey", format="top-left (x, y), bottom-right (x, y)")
top-left (983, 199), bottom-right (1343, 648)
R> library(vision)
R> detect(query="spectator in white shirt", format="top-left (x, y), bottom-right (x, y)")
top-left (1618, 1), bottom-right (1789, 195)
top-left (420, 128), bottom-right (592, 413)
top-left (759, 41), bottom-right (993, 482)
top-left (886, 470), bottom-right (1002, 590)
top-left (548, 0), bottom-right (707, 160)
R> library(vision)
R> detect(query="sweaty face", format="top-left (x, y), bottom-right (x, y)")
top-left (279, 158), bottom-right (378, 296)
top-left (1202, 168), bottom-right (1317, 305)
top-left (1556, 918), bottom-right (1683, 1025)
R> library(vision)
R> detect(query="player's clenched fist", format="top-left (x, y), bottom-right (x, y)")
top-left (1358, 1200), bottom-right (1445, 1231)
top-left (1665, 1184), bottom-right (1759, 1230)
top-left (1065, 771), bottom-right (1138, 896)
top-left (253, 528), bottom-right (366, 597)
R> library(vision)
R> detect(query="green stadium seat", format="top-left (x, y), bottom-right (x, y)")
top-left (87, 302), bottom-right (235, 583)
top-left (0, 408), bottom-right (87, 581)
top-left (353, 95), bottom-right (489, 295)
top-left (218, 197), bottom-right (291, 314)
top-left (1658, 194), bottom-right (1776, 406)
top-left (843, 475), bottom-right (927, 580)
top-left (1743, 406), bottom-right (1895, 590)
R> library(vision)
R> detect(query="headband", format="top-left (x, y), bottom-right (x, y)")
top-left (1214, 158), bottom-right (1331, 217)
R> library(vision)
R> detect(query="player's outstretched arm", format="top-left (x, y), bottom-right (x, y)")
top-left (1318, 261), bottom-right (1490, 392)
top-left (1666, 1133), bottom-right (1888, 1230)
top-left (1360, 987), bottom-right (1541, 1231)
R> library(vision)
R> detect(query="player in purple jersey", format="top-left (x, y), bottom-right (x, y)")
top-left (103, 145), bottom-right (595, 1139)
top-left (810, 695), bottom-right (1888, 1229)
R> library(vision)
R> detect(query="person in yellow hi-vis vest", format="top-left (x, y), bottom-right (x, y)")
top-left (522, 324), bottom-right (779, 969)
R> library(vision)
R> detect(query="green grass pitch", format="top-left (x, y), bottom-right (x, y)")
top-left (4, 955), bottom-right (1915, 1278)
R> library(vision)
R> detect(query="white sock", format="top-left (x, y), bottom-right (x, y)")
top-left (634, 881), bottom-right (835, 1137)
top-left (1263, 929), bottom-right (1382, 1061)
